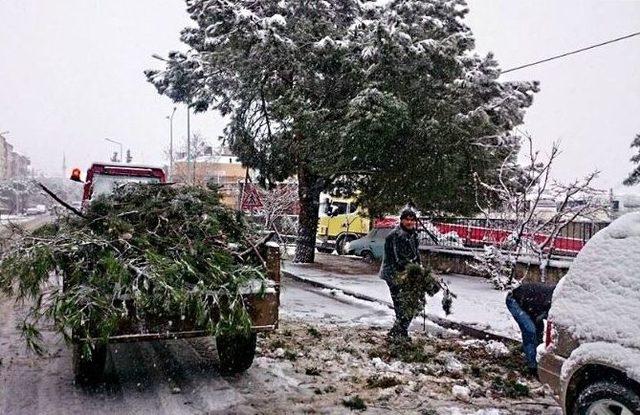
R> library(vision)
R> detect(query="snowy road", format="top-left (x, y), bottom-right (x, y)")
top-left (0, 273), bottom-right (559, 414)
top-left (0, 277), bottom-right (391, 415)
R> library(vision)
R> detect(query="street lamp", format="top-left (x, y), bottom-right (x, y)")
top-left (166, 107), bottom-right (176, 180)
top-left (105, 138), bottom-right (123, 162)
top-left (151, 53), bottom-right (194, 183)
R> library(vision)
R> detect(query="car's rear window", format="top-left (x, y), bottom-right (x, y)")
top-left (92, 173), bottom-right (161, 197)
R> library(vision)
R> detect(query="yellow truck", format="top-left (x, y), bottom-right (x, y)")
top-left (316, 194), bottom-right (370, 254)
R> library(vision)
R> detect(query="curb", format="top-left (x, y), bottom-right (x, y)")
top-left (282, 269), bottom-right (519, 346)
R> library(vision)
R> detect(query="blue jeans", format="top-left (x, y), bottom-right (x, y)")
top-left (506, 294), bottom-right (542, 369)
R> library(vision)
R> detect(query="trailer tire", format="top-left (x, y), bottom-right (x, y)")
top-left (216, 331), bottom-right (257, 374)
top-left (72, 342), bottom-right (107, 384)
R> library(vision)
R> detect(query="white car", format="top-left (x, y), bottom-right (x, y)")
top-left (538, 212), bottom-right (640, 414)
top-left (25, 204), bottom-right (47, 215)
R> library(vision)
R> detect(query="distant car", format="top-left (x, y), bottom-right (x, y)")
top-left (345, 227), bottom-right (393, 263)
top-left (25, 204), bottom-right (47, 216)
top-left (538, 212), bottom-right (640, 415)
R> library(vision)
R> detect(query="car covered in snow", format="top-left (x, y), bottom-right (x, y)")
top-left (538, 212), bottom-right (640, 414)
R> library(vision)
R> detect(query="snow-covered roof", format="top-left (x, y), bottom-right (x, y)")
top-left (549, 212), bottom-right (640, 349)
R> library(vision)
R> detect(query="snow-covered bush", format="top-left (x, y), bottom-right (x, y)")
top-left (468, 245), bottom-right (517, 290)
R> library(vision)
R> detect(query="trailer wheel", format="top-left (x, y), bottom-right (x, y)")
top-left (72, 342), bottom-right (107, 384)
top-left (216, 331), bottom-right (257, 374)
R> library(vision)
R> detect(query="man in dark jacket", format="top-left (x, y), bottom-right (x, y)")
top-left (506, 282), bottom-right (555, 375)
top-left (380, 209), bottom-right (421, 340)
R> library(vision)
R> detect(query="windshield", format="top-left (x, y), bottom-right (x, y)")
top-left (92, 173), bottom-right (160, 197)
top-left (318, 199), bottom-right (349, 217)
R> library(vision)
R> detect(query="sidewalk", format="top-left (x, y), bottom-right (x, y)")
top-left (282, 253), bottom-right (520, 340)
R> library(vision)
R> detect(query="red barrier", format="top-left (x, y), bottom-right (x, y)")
top-left (373, 217), bottom-right (585, 254)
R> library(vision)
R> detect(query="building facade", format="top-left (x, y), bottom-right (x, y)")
top-left (0, 134), bottom-right (31, 180)
top-left (172, 146), bottom-right (246, 208)
top-left (0, 135), bottom-right (7, 180)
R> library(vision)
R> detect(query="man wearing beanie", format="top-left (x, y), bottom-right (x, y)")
top-left (379, 209), bottom-right (421, 340)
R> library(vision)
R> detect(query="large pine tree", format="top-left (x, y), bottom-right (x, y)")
top-left (146, 0), bottom-right (538, 263)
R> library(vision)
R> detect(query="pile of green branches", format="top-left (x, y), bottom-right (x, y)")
top-left (0, 183), bottom-right (266, 357)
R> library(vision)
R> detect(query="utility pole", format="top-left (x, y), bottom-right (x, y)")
top-left (166, 107), bottom-right (176, 180)
top-left (62, 152), bottom-right (67, 182)
top-left (187, 102), bottom-right (193, 184)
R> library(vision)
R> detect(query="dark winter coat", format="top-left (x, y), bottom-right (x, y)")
top-left (379, 226), bottom-right (420, 282)
top-left (511, 283), bottom-right (555, 321)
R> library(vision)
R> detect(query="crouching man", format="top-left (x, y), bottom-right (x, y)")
top-left (380, 209), bottom-right (425, 340)
top-left (506, 283), bottom-right (555, 376)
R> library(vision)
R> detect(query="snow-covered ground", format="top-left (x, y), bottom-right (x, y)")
top-left (0, 276), bottom-right (558, 415)
top-left (283, 253), bottom-right (521, 340)
top-left (253, 320), bottom-right (560, 414)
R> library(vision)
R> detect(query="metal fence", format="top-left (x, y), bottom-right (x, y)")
top-left (418, 217), bottom-right (610, 257)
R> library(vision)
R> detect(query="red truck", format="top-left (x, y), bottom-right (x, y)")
top-left (72, 162), bottom-right (167, 204)
top-left (69, 163), bottom-right (280, 382)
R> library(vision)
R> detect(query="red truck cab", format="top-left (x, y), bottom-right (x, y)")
top-left (72, 163), bottom-right (166, 204)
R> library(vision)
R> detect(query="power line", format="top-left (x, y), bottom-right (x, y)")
top-left (501, 30), bottom-right (640, 74)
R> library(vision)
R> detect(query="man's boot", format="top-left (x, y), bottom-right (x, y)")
top-left (387, 321), bottom-right (410, 343)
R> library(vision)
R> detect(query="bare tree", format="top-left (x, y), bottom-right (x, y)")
top-left (168, 132), bottom-right (214, 184)
top-left (472, 134), bottom-right (606, 288)
top-left (253, 183), bottom-right (298, 254)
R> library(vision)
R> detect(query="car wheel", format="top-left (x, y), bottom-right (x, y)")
top-left (316, 246), bottom-right (334, 254)
top-left (336, 234), bottom-right (356, 255)
top-left (573, 381), bottom-right (640, 415)
top-left (361, 250), bottom-right (375, 264)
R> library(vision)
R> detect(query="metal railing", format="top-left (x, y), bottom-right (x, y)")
top-left (419, 217), bottom-right (610, 257)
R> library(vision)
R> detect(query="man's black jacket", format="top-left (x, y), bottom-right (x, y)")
top-left (511, 283), bottom-right (555, 321)
top-left (379, 226), bottom-right (420, 282)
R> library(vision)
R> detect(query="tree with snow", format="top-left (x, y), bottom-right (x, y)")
top-left (623, 133), bottom-right (640, 186)
top-left (146, 0), bottom-right (538, 263)
top-left (472, 135), bottom-right (605, 288)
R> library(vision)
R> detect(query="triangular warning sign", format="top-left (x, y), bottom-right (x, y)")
top-left (241, 186), bottom-right (263, 210)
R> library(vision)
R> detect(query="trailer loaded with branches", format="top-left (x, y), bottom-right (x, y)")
top-left (0, 171), bottom-right (280, 383)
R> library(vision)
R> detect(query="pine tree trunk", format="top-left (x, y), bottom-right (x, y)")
top-left (294, 165), bottom-right (321, 263)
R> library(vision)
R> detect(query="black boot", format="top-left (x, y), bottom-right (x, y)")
top-left (387, 323), bottom-right (410, 343)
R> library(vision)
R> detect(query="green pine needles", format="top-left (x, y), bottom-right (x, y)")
top-left (0, 183), bottom-right (267, 357)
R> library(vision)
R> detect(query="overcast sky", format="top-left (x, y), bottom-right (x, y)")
top-left (1, 0), bottom-right (639, 193)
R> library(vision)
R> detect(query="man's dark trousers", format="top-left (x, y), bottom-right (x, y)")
top-left (506, 293), bottom-right (544, 369)
top-left (386, 279), bottom-right (413, 338)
